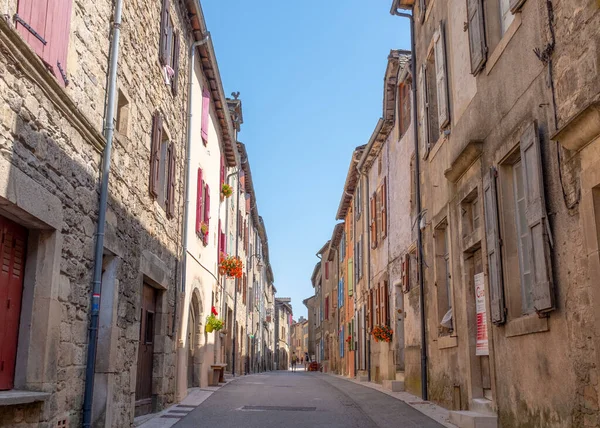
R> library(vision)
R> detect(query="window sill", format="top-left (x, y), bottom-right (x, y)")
top-left (505, 314), bottom-right (549, 338)
top-left (428, 134), bottom-right (449, 162)
top-left (0, 390), bottom-right (50, 406)
top-left (485, 14), bottom-right (523, 76)
top-left (437, 335), bottom-right (458, 349)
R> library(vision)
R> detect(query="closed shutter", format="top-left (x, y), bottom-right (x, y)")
top-left (483, 167), bottom-right (506, 324)
top-left (204, 184), bottom-right (210, 245)
top-left (376, 189), bottom-right (382, 243)
top-left (370, 196), bottom-right (377, 249)
top-left (17, 0), bottom-right (73, 85)
top-left (434, 22), bottom-right (450, 129)
top-left (150, 113), bottom-right (163, 197)
top-left (376, 287), bottom-right (380, 326)
top-left (368, 290), bottom-right (373, 330)
top-left (467, 0), bottom-right (487, 74)
top-left (325, 296), bottom-right (329, 320)
top-left (0, 217), bottom-right (28, 390)
top-left (418, 65), bottom-right (430, 159)
top-left (510, 0), bottom-right (527, 13)
top-left (201, 88), bottom-right (210, 145)
top-left (158, 0), bottom-right (170, 65)
top-left (384, 281), bottom-right (389, 326)
top-left (171, 31), bottom-right (180, 96)
top-left (520, 121), bottom-right (554, 313)
top-left (348, 259), bottom-right (353, 297)
top-left (195, 169), bottom-right (203, 235)
top-left (166, 143), bottom-right (176, 218)
top-left (381, 178), bottom-right (387, 239)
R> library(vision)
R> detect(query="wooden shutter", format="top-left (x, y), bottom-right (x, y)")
top-left (418, 65), bottom-right (430, 159)
top-left (467, 0), bottom-right (487, 74)
top-left (376, 189), bottom-right (382, 243)
top-left (418, 0), bottom-right (426, 23)
top-left (0, 217), bottom-right (28, 390)
top-left (150, 113), bottom-right (163, 197)
top-left (204, 184), bottom-right (210, 245)
top-left (434, 22), bottom-right (450, 129)
top-left (370, 196), bottom-right (377, 249)
top-left (384, 281), bottom-right (389, 327)
top-left (171, 31), bottom-right (180, 96)
top-left (520, 121), bottom-right (554, 313)
top-left (510, 0), bottom-right (527, 13)
top-left (348, 259), bottom-right (353, 297)
top-left (16, 0), bottom-right (48, 59)
top-left (201, 88), bottom-right (210, 145)
top-left (195, 169), bottom-right (203, 235)
top-left (375, 287), bottom-right (380, 326)
top-left (483, 167), bottom-right (506, 324)
top-left (158, 0), bottom-right (170, 65)
top-left (381, 178), bottom-right (387, 239)
top-left (368, 290), bottom-right (373, 330)
top-left (166, 143), bottom-right (176, 218)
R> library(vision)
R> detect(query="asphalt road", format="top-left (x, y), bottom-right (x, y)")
top-left (174, 371), bottom-right (445, 428)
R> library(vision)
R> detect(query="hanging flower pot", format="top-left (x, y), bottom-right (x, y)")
top-left (206, 314), bottom-right (224, 333)
top-left (221, 183), bottom-right (233, 198)
top-left (219, 253), bottom-right (243, 278)
top-left (371, 325), bottom-right (393, 343)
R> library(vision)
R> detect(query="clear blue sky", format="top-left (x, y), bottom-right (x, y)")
top-left (202, 1), bottom-right (410, 319)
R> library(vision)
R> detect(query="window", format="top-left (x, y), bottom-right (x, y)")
top-left (158, 0), bottom-right (180, 95)
top-left (150, 112), bottom-right (176, 217)
top-left (201, 88), bottom-right (211, 145)
top-left (195, 169), bottom-right (210, 244)
top-left (435, 221), bottom-right (452, 332)
top-left (348, 259), bottom-right (353, 297)
top-left (340, 232), bottom-right (346, 262)
top-left (325, 296), bottom-right (329, 320)
top-left (461, 190), bottom-right (481, 239)
top-left (355, 180), bottom-right (362, 220)
top-left (398, 81), bottom-right (412, 137)
top-left (499, 0), bottom-right (515, 35)
top-left (15, 0), bottom-right (73, 86)
top-left (419, 22), bottom-right (450, 159)
top-left (325, 261), bottom-right (329, 280)
top-left (370, 194), bottom-right (377, 249)
top-left (483, 121), bottom-right (554, 324)
top-left (355, 236), bottom-right (362, 281)
top-left (338, 279), bottom-right (344, 308)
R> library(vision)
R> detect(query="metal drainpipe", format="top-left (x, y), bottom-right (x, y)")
top-left (82, 0), bottom-right (123, 425)
top-left (363, 172), bottom-right (372, 382)
top-left (391, 7), bottom-right (428, 401)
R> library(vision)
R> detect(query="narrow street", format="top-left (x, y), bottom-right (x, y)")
top-left (173, 372), bottom-right (445, 428)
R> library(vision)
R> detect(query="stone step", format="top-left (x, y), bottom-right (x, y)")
top-left (470, 398), bottom-right (494, 414)
top-left (449, 410), bottom-right (498, 428)
top-left (382, 380), bottom-right (405, 392)
top-left (395, 371), bottom-right (405, 382)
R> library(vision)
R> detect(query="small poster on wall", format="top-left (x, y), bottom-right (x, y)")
top-left (474, 272), bottom-right (489, 356)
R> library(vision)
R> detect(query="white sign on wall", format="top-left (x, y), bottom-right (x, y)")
top-left (474, 272), bottom-right (489, 356)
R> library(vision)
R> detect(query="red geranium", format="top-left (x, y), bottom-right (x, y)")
top-left (211, 306), bottom-right (218, 316)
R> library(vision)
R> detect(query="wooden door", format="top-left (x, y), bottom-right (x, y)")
top-left (0, 216), bottom-right (27, 390)
top-left (187, 305), bottom-right (195, 388)
top-left (135, 284), bottom-right (157, 416)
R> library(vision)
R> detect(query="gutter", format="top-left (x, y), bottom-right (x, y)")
top-left (390, 5), bottom-right (428, 401)
top-left (82, 0), bottom-right (123, 425)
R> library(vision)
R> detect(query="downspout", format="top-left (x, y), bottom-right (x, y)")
top-left (177, 33), bottom-right (211, 337)
top-left (82, 0), bottom-right (123, 425)
top-left (362, 172), bottom-right (371, 382)
top-left (391, 6), bottom-right (428, 401)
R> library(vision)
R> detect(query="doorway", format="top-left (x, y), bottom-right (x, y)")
top-left (187, 304), bottom-right (196, 388)
top-left (135, 283), bottom-right (157, 417)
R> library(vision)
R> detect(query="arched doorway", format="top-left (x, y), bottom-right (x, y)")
top-left (187, 291), bottom-right (202, 388)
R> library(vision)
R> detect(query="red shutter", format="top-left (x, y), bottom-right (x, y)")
top-left (195, 169), bottom-right (203, 235)
top-left (220, 156), bottom-right (226, 186)
top-left (17, 0), bottom-right (73, 85)
top-left (370, 196), bottom-right (377, 248)
top-left (0, 216), bottom-right (28, 390)
top-left (204, 184), bottom-right (210, 245)
top-left (150, 113), bottom-right (163, 197)
top-left (218, 220), bottom-right (222, 256)
top-left (201, 88), bottom-right (210, 145)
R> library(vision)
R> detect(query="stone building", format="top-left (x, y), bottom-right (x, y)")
top-left (303, 294), bottom-right (317, 362)
top-left (274, 297), bottom-right (293, 369)
top-left (384, 0), bottom-right (600, 426)
top-left (325, 226), bottom-right (343, 374)
top-left (290, 317), bottom-right (308, 364)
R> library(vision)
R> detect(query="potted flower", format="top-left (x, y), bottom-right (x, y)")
top-left (371, 325), bottom-right (393, 343)
top-left (345, 335), bottom-right (352, 344)
top-left (221, 183), bottom-right (233, 198)
top-left (206, 307), bottom-right (224, 333)
top-left (200, 221), bottom-right (208, 236)
top-left (219, 253), bottom-right (243, 278)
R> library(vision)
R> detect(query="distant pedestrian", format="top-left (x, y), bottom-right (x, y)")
top-left (301, 356), bottom-right (304, 364)
top-left (291, 353), bottom-right (297, 371)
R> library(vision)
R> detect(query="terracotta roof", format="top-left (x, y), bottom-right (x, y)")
top-left (184, 0), bottom-right (239, 167)
top-left (335, 145), bottom-right (366, 220)
top-left (358, 50), bottom-right (411, 172)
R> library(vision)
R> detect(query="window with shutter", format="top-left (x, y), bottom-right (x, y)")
top-left (348, 259), bottom-right (353, 297)
top-left (201, 88), bottom-right (210, 145)
top-left (158, 0), bottom-right (170, 66)
top-left (171, 31), bottom-right (180, 96)
top-left (370, 196), bottom-right (377, 249)
top-left (483, 167), bottom-right (506, 324)
top-left (418, 65), bottom-right (430, 159)
top-left (0, 217), bottom-right (28, 390)
top-left (376, 188), bottom-right (382, 244)
top-left (204, 184), bottom-right (210, 245)
top-left (467, 0), bottom-right (487, 74)
top-left (16, 0), bottom-right (73, 86)
top-left (368, 290), bottom-right (374, 330)
top-left (195, 169), bottom-right (203, 236)
top-left (375, 286), bottom-right (381, 326)
top-left (150, 113), bottom-right (163, 197)
top-left (325, 296), bottom-right (329, 320)
top-left (434, 22), bottom-right (450, 129)
top-left (519, 122), bottom-right (554, 313)
top-left (166, 143), bottom-right (176, 218)
top-left (384, 281), bottom-right (389, 327)
top-left (381, 178), bottom-right (387, 239)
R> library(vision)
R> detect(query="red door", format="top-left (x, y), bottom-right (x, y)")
top-left (135, 284), bottom-right (157, 417)
top-left (0, 216), bottom-right (28, 390)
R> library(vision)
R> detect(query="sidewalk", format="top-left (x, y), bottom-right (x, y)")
top-left (319, 372), bottom-right (458, 428)
top-left (134, 378), bottom-right (238, 428)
